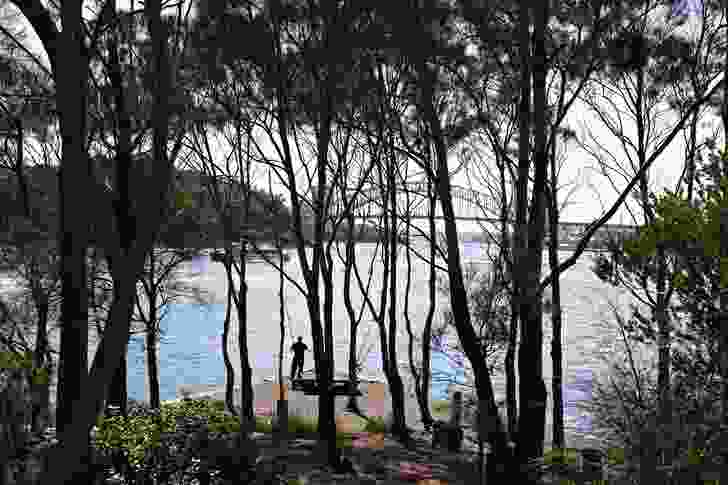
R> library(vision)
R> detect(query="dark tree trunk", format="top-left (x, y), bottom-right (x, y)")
top-left (548, 135), bottom-right (564, 450)
top-left (720, 208), bottom-right (728, 440)
top-left (321, 254), bottom-right (340, 466)
top-left (343, 215), bottom-right (363, 415)
top-left (222, 274), bottom-right (236, 416)
top-left (403, 182), bottom-right (434, 429)
top-left (419, 177), bottom-right (436, 429)
top-left (387, 149), bottom-right (408, 441)
top-left (237, 242), bottom-right (254, 431)
top-left (510, 0), bottom-right (532, 451)
top-left (276, 240), bottom-right (288, 439)
top-left (108, 350), bottom-right (128, 416)
top-left (54, 1), bottom-right (91, 481)
top-left (516, 0), bottom-right (549, 466)
top-left (421, 62), bottom-right (511, 482)
top-left (146, 297), bottom-right (160, 410)
top-left (31, 287), bottom-right (50, 433)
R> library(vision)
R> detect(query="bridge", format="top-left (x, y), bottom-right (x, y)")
top-left (305, 183), bottom-right (639, 251)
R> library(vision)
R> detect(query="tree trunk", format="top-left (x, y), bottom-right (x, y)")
top-left (516, 0), bottom-right (548, 467)
top-left (107, 343), bottom-right (128, 417)
top-left (387, 150), bottom-right (408, 441)
top-left (404, 182), bottom-right (434, 429)
top-left (40, 0), bottom-right (175, 480)
top-left (31, 287), bottom-right (50, 433)
top-left (54, 0), bottom-right (90, 480)
top-left (720, 207), bottom-right (728, 463)
top-left (548, 135), bottom-right (564, 450)
top-left (146, 295), bottom-right (161, 410)
top-left (343, 215), bottom-right (363, 416)
top-left (420, 176), bottom-right (436, 429)
top-left (222, 275), bottom-right (236, 415)
top-left (276, 239), bottom-right (288, 440)
top-left (655, 245), bottom-right (671, 466)
top-left (509, 0), bottom-right (532, 450)
top-left (421, 63), bottom-right (511, 481)
top-left (321, 253), bottom-right (340, 466)
top-left (237, 243), bottom-right (254, 433)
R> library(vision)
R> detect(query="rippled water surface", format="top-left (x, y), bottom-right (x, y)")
top-left (9, 241), bottom-right (647, 449)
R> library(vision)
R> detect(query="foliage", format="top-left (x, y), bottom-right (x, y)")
top-left (363, 416), bottom-right (387, 434)
top-left (0, 350), bottom-right (49, 385)
top-left (576, 304), bottom-right (727, 484)
top-left (623, 177), bottom-right (728, 289)
top-left (94, 399), bottom-right (242, 469)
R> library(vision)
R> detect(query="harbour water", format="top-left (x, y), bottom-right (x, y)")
top-left (3, 241), bottom-right (649, 449)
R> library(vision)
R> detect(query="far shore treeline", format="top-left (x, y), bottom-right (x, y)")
top-left (0, 160), bottom-right (389, 250)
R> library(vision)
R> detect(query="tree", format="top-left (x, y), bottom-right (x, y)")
top-left (619, 148), bottom-right (727, 465)
top-left (579, 3), bottom-right (726, 468)
top-left (193, 0), bottom-right (385, 467)
top-left (6, 0), bottom-right (194, 481)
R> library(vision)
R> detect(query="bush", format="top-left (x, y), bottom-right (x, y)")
top-left (93, 399), bottom-right (255, 484)
top-left (574, 310), bottom-right (728, 484)
top-left (364, 416), bottom-right (387, 434)
top-left (286, 413), bottom-right (318, 434)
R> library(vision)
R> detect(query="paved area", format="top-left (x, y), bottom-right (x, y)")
top-left (179, 379), bottom-right (443, 430)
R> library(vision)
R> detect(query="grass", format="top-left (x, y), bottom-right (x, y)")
top-left (253, 408), bottom-right (387, 439)
top-left (432, 399), bottom-right (450, 417)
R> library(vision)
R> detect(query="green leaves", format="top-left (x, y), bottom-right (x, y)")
top-left (623, 169), bottom-right (727, 288)
top-left (0, 350), bottom-right (33, 370)
top-left (94, 399), bottom-right (245, 468)
top-left (672, 271), bottom-right (688, 290)
top-left (174, 190), bottom-right (194, 212)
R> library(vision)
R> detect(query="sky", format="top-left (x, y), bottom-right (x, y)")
top-left (5, 2), bottom-right (724, 235)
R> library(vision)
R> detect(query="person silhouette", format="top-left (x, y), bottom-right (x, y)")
top-left (290, 336), bottom-right (308, 381)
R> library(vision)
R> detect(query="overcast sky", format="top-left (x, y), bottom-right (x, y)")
top-left (7, 3), bottom-right (723, 233)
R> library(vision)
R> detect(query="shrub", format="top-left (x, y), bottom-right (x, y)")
top-left (364, 416), bottom-right (387, 434)
top-left (93, 399), bottom-right (255, 484)
top-left (287, 413), bottom-right (318, 434)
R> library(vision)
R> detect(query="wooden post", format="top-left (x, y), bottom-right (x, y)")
top-left (274, 383), bottom-right (288, 447)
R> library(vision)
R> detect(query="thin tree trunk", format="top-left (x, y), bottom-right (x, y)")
top-left (421, 62), bottom-right (510, 481)
top-left (718, 0), bottom-right (727, 462)
top-left (720, 207), bottom-right (728, 443)
top-left (222, 272), bottom-right (236, 415)
top-left (403, 182), bottom-right (434, 429)
top-left (548, 142), bottom-right (564, 450)
top-left (510, 0), bottom-right (532, 451)
top-left (343, 212), bottom-right (363, 415)
top-left (634, 60), bottom-right (672, 469)
top-left (238, 237), bottom-right (254, 432)
top-left (106, 13), bottom-right (135, 419)
top-left (31, 283), bottom-right (50, 433)
top-left (321, 249), bottom-right (339, 465)
top-left (236, 119), bottom-right (254, 433)
top-left (276, 238), bottom-right (288, 439)
top-left (314, 88), bottom-right (338, 467)
top-left (387, 148), bottom-right (408, 442)
top-left (420, 176), bottom-right (436, 429)
top-left (146, 271), bottom-right (161, 409)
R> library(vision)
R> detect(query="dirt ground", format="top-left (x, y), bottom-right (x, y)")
top-left (252, 429), bottom-right (487, 485)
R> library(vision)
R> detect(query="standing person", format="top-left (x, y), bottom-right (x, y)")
top-left (290, 336), bottom-right (308, 381)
